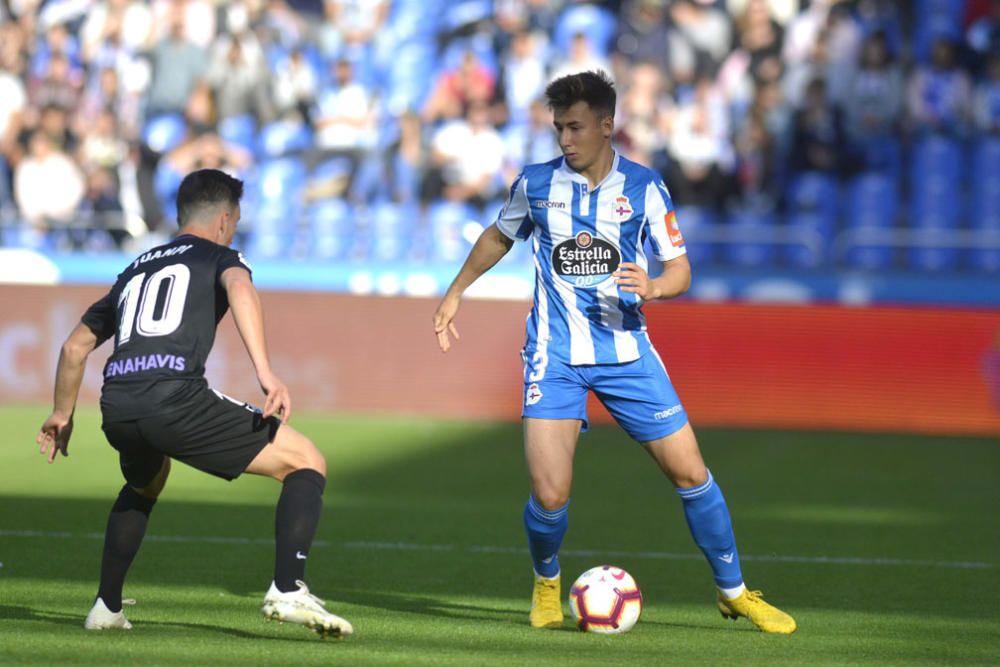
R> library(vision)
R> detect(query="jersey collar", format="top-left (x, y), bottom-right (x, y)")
top-left (558, 150), bottom-right (621, 191)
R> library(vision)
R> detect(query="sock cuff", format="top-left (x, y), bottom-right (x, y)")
top-left (284, 468), bottom-right (326, 493)
top-left (114, 484), bottom-right (156, 515)
top-left (675, 470), bottom-right (715, 500)
top-left (527, 495), bottom-right (569, 523)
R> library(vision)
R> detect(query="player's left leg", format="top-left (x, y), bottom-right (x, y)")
top-left (643, 426), bottom-right (796, 633)
top-left (88, 420), bottom-right (172, 630)
top-left (596, 353), bottom-right (796, 634)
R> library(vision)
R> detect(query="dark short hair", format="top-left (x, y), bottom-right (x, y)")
top-left (544, 70), bottom-right (616, 119)
top-left (176, 169), bottom-right (244, 226)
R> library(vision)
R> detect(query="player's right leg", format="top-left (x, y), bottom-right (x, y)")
top-left (87, 421), bottom-right (171, 630)
top-left (244, 424), bottom-right (352, 638)
top-left (523, 417), bottom-right (582, 629)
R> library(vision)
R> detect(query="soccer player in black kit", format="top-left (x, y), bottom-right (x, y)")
top-left (36, 169), bottom-right (352, 638)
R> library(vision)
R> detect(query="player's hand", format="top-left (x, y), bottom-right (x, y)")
top-left (433, 294), bottom-right (461, 352)
top-left (614, 262), bottom-right (659, 300)
top-left (37, 412), bottom-right (73, 464)
top-left (258, 371), bottom-right (292, 423)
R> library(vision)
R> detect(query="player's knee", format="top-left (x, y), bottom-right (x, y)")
top-left (671, 464), bottom-right (708, 489)
top-left (534, 487), bottom-right (569, 511)
top-left (135, 457), bottom-right (170, 499)
top-left (290, 437), bottom-right (326, 478)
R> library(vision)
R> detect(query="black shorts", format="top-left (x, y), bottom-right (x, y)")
top-left (102, 386), bottom-right (280, 487)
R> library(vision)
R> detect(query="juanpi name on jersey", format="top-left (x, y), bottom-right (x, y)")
top-left (552, 231), bottom-right (622, 289)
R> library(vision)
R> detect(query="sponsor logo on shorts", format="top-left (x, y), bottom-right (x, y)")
top-left (526, 382), bottom-right (543, 406)
top-left (551, 231), bottom-right (622, 289)
top-left (654, 404), bottom-right (683, 420)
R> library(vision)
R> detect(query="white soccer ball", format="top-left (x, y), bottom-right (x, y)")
top-left (568, 565), bottom-right (643, 634)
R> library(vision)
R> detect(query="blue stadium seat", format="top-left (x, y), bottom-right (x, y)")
top-left (142, 114), bottom-right (187, 154)
top-left (910, 135), bottom-right (963, 197)
top-left (906, 195), bottom-right (961, 272)
top-left (722, 210), bottom-right (777, 268)
top-left (912, 0), bottom-right (964, 63)
top-left (308, 199), bottom-right (355, 260)
top-left (783, 173), bottom-right (839, 268)
top-left (256, 120), bottom-right (313, 158)
top-left (843, 172), bottom-right (898, 270)
top-left (371, 202), bottom-right (418, 261)
top-left (428, 200), bottom-right (480, 262)
top-left (554, 4), bottom-right (618, 58)
top-left (153, 161), bottom-right (185, 224)
top-left (256, 157), bottom-right (307, 209)
top-left (218, 114), bottom-right (257, 154)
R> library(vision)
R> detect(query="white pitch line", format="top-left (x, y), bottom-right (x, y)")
top-left (1, 530), bottom-right (995, 571)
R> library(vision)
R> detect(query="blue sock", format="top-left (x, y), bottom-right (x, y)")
top-left (523, 495), bottom-right (569, 578)
top-left (676, 470), bottom-right (744, 589)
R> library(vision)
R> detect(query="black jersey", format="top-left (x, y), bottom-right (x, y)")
top-left (81, 235), bottom-right (252, 421)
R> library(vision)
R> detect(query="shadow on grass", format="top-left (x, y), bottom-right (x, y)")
top-left (2, 421), bottom-right (997, 630)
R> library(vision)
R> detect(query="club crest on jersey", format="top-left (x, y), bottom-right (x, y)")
top-left (612, 195), bottom-right (633, 222)
top-left (665, 211), bottom-right (684, 247)
top-left (551, 231), bottom-right (622, 289)
top-left (525, 382), bottom-right (543, 406)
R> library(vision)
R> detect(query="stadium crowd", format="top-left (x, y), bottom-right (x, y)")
top-left (0, 0), bottom-right (998, 272)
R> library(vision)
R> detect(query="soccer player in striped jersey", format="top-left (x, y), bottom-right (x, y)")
top-left (433, 71), bottom-right (796, 634)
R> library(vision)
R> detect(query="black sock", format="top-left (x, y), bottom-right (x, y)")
top-left (274, 468), bottom-right (326, 593)
top-left (97, 485), bottom-right (156, 613)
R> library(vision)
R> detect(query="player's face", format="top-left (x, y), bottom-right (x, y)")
top-left (552, 101), bottom-right (613, 173)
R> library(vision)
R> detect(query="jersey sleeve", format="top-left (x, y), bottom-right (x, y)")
top-left (495, 171), bottom-right (533, 241)
top-left (644, 179), bottom-right (687, 262)
top-left (80, 291), bottom-right (117, 345)
top-left (217, 248), bottom-right (253, 282)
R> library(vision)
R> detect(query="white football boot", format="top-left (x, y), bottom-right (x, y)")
top-left (261, 580), bottom-right (353, 638)
top-left (84, 598), bottom-right (133, 630)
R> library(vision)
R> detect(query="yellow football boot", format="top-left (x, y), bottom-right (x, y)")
top-left (717, 589), bottom-right (797, 634)
top-left (529, 575), bottom-right (563, 629)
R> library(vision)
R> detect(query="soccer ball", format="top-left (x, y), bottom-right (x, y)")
top-left (568, 565), bottom-right (643, 634)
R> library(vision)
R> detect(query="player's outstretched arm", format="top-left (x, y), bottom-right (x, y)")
top-left (38, 322), bottom-right (100, 463)
top-left (221, 266), bottom-right (292, 422)
top-left (433, 223), bottom-right (514, 352)
top-left (614, 254), bottom-right (691, 301)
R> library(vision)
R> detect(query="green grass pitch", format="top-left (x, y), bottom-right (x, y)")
top-left (1, 404), bottom-right (997, 665)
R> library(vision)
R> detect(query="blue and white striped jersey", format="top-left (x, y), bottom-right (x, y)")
top-left (496, 152), bottom-right (687, 366)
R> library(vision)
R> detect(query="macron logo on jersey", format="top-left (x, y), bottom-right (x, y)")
top-left (532, 200), bottom-right (566, 209)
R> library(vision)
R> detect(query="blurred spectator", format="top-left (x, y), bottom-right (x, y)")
top-left (906, 38), bottom-right (973, 137)
top-left (78, 109), bottom-right (129, 173)
top-left (966, 0), bottom-right (1000, 73)
top-left (205, 36), bottom-right (273, 124)
top-left (617, 62), bottom-right (669, 165)
top-left (80, 0), bottom-right (153, 62)
top-left (145, 5), bottom-right (207, 117)
top-left (669, 0), bottom-right (734, 73)
top-left (313, 57), bottom-right (375, 177)
top-left (614, 0), bottom-right (691, 84)
top-left (162, 132), bottom-right (252, 176)
top-left (498, 31), bottom-right (548, 127)
top-left (27, 51), bottom-right (82, 113)
top-left (735, 0), bottom-right (784, 71)
top-left (25, 104), bottom-right (79, 157)
top-left (76, 67), bottom-right (141, 142)
top-left (14, 131), bottom-right (86, 230)
top-left (149, 0), bottom-right (216, 49)
top-left (423, 50), bottom-right (497, 124)
top-left (0, 29), bottom-right (28, 175)
top-left (845, 31), bottom-right (903, 167)
top-left (502, 97), bottom-right (559, 179)
top-left (318, 0), bottom-right (389, 60)
top-left (658, 75), bottom-right (733, 209)
top-left (973, 52), bottom-right (1000, 134)
top-left (732, 112), bottom-right (780, 211)
top-left (790, 78), bottom-right (851, 177)
top-left (79, 166), bottom-right (128, 248)
top-left (424, 101), bottom-right (505, 207)
top-left (387, 110), bottom-right (426, 204)
top-left (727, 0), bottom-right (799, 27)
top-left (273, 47), bottom-right (319, 124)
top-left (550, 32), bottom-right (613, 83)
